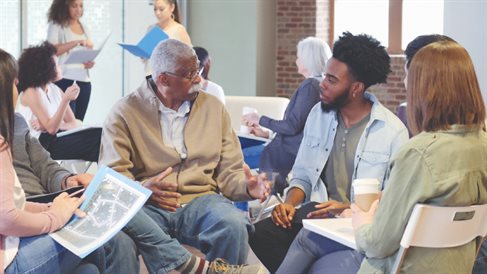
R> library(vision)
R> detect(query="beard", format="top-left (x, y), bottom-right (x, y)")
top-left (321, 88), bottom-right (350, 112)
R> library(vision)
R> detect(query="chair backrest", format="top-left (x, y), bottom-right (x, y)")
top-left (392, 203), bottom-right (487, 274)
top-left (225, 96), bottom-right (290, 132)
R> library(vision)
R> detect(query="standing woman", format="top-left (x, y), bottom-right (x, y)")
top-left (47, 0), bottom-right (93, 121)
top-left (150, 0), bottom-right (191, 45)
top-left (242, 37), bottom-right (332, 191)
top-left (0, 48), bottom-right (103, 274)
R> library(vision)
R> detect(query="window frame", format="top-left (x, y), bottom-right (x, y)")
top-left (328, 0), bottom-right (403, 54)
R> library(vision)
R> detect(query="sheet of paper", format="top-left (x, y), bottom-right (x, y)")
top-left (56, 125), bottom-right (102, 138)
top-left (303, 218), bottom-right (357, 249)
top-left (50, 166), bottom-right (152, 258)
top-left (63, 33), bottom-right (111, 64)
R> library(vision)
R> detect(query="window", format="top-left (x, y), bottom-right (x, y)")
top-left (334, 0), bottom-right (389, 47)
top-left (0, 0), bottom-right (20, 57)
top-left (332, 0), bottom-right (444, 53)
top-left (402, 0), bottom-right (444, 49)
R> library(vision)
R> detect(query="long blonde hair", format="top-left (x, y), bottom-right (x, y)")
top-left (407, 40), bottom-right (486, 134)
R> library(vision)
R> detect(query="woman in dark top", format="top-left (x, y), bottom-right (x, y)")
top-left (242, 37), bottom-right (331, 192)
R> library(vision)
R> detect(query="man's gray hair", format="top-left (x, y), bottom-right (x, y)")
top-left (297, 37), bottom-right (332, 76)
top-left (151, 39), bottom-right (196, 80)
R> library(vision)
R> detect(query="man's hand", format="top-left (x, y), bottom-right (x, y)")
top-left (352, 199), bottom-right (379, 231)
top-left (143, 167), bottom-right (182, 212)
top-left (244, 164), bottom-right (270, 202)
top-left (307, 200), bottom-right (350, 219)
top-left (66, 173), bottom-right (94, 189)
top-left (271, 203), bottom-right (296, 229)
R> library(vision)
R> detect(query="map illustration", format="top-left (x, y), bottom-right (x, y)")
top-left (50, 166), bottom-right (151, 258)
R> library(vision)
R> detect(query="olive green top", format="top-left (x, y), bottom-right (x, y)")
top-left (356, 125), bottom-right (487, 274)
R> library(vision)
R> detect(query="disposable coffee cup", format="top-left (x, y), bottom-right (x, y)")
top-left (352, 178), bottom-right (380, 211)
top-left (240, 106), bottom-right (257, 134)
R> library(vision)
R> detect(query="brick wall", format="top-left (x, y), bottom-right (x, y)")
top-left (275, 0), bottom-right (329, 97)
top-left (274, 1), bottom-right (407, 113)
top-left (369, 55), bottom-right (407, 113)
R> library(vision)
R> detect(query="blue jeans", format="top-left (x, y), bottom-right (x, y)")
top-left (122, 209), bottom-right (191, 274)
top-left (473, 239), bottom-right (487, 274)
top-left (276, 229), bottom-right (362, 274)
top-left (5, 234), bottom-right (104, 274)
top-left (143, 194), bottom-right (254, 264)
top-left (104, 232), bottom-right (140, 274)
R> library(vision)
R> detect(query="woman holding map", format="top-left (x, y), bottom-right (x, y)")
top-left (0, 48), bottom-right (103, 274)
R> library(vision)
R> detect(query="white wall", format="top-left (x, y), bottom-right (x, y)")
top-left (443, 0), bottom-right (487, 107)
top-left (187, 0), bottom-right (276, 97)
top-left (187, 0), bottom-right (258, 96)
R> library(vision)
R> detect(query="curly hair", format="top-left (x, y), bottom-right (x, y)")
top-left (332, 32), bottom-right (390, 89)
top-left (0, 49), bottom-right (18, 149)
top-left (48, 0), bottom-right (77, 26)
top-left (18, 41), bottom-right (58, 92)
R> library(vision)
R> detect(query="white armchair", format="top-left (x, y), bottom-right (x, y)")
top-left (225, 95), bottom-right (290, 133)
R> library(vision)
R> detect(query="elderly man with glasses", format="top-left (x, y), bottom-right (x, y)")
top-left (99, 39), bottom-right (269, 273)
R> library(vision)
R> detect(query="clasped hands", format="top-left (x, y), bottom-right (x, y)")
top-left (143, 164), bottom-right (271, 212)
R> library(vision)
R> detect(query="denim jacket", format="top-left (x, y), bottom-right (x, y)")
top-left (287, 92), bottom-right (409, 203)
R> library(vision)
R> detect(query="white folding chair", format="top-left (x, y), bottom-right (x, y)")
top-left (391, 203), bottom-right (487, 274)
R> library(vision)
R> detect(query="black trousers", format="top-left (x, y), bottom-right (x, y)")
top-left (249, 217), bottom-right (302, 273)
top-left (55, 78), bottom-right (92, 121)
top-left (39, 127), bottom-right (101, 162)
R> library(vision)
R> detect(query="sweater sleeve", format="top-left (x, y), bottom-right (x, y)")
top-left (0, 149), bottom-right (66, 237)
top-left (355, 148), bottom-right (436, 258)
top-left (46, 22), bottom-right (62, 45)
top-left (259, 78), bottom-right (320, 136)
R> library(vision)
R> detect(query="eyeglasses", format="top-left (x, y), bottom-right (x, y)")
top-left (162, 59), bottom-right (201, 81)
top-left (163, 70), bottom-right (199, 81)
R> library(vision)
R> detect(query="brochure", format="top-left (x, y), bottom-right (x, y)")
top-left (63, 33), bottom-right (111, 65)
top-left (238, 132), bottom-right (269, 149)
top-left (118, 26), bottom-right (169, 59)
top-left (56, 125), bottom-right (102, 138)
top-left (50, 166), bottom-right (152, 258)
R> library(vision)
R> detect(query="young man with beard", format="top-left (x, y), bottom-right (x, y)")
top-left (249, 32), bottom-right (409, 273)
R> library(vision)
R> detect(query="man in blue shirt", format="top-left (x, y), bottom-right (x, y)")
top-left (249, 32), bottom-right (409, 273)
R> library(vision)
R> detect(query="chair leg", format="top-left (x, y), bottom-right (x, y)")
top-left (391, 246), bottom-right (408, 274)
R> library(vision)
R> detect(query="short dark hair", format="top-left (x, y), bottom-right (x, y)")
top-left (404, 34), bottom-right (455, 68)
top-left (332, 32), bottom-right (390, 89)
top-left (18, 41), bottom-right (58, 92)
top-left (193, 46), bottom-right (209, 70)
top-left (0, 49), bottom-right (18, 149)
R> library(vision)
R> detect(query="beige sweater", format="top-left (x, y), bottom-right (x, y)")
top-left (99, 79), bottom-right (251, 204)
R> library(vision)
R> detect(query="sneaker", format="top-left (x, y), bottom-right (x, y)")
top-left (207, 258), bottom-right (266, 274)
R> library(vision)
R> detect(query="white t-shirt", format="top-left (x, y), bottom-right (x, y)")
top-left (16, 84), bottom-right (64, 138)
top-left (204, 80), bottom-right (225, 105)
